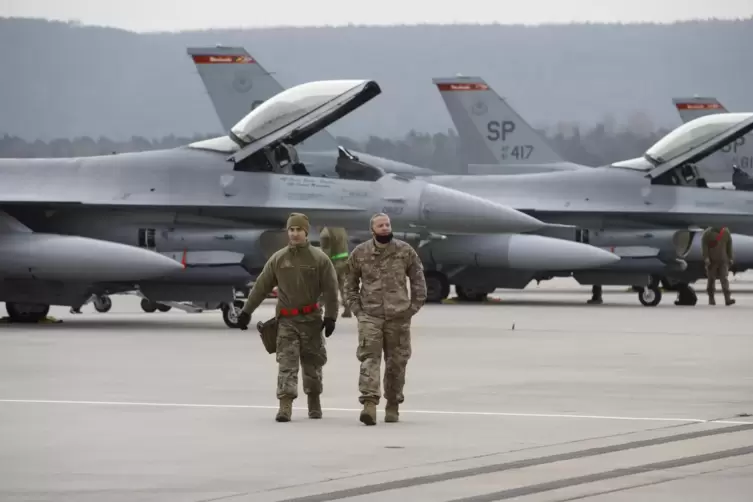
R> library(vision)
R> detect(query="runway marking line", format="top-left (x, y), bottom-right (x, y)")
top-left (0, 399), bottom-right (749, 425)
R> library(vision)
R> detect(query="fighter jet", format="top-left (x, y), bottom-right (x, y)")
top-left (0, 78), bottom-right (549, 324)
top-left (672, 96), bottom-right (753, 190)
top-left (425, 76), bottom-right (753, 306)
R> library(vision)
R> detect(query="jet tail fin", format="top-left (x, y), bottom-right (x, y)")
top-left (672, 97), bottom-right (729, 123)
top-left (432, 76), bottom-right (569, 168)
top-left (187, 46), bottom-right (338, 152)
top-left (0, 211), bottom-right (31, 233)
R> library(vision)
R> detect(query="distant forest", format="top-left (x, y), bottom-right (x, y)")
top-left (0, 119), bottom-right (670, 173)
top-left (1, 17), bottom-right (751, 142)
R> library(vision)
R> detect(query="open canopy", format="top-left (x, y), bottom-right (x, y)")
top-left (189, 79), bottom-right (381, 156)
top-left (612, 112), bottom-right (753, 178)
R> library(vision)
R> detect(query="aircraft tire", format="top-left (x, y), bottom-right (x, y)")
top-left (638, 285), bottom-right (662, 307)
top-left (455, 284), bottom-right (488, 303)
top-left (94, 295), bottom-right (112, 313)
top-left (6, 302), bottom-right (50, 323)
top-left (424, 271), bottom-right (449, 303)
top-left (156, 304), bottom-right (172, 313)
top-left (222, 300), bottom-right (246, 329)
top-left (140, 299), bottom-right (157, 313)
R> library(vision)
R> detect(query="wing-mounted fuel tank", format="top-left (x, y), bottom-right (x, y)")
top-left (581, 229), bottom-right (695, 260)
top-left (335, 146), bottom-right (385, 181)
top-left (419, 234), bottom-right (619, 271)
top-left (152, 227), bottom-right (308, 264)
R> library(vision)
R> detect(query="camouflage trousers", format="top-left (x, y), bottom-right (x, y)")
top-left (319, 260), bottom-right (350, 314)
top-left (706, 261), bottom-right (731, 300)
top-left (334, 260), bottom-right (350, 314)
top-left (356, 312), bottom-right (412, 405)
top-left (276, 318), bottom-right (327, 400)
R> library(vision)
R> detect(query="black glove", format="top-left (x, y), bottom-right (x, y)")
top-left (322, 317), bottom-right (336, 337)
top-left (236, 311), bottom-right (250, 330)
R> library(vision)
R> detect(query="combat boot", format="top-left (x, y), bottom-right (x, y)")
top-left (359, 402), bottom-right (377, 426)
top-left (385, 402), bottom-right (399, 423)
top-left (308, 394), bottom-right (322, 419)
top-left (708, 295), bottom-right (716, 305)
top-left (276, 398), bottom-right (293, 422)
top-left (342, 308), bottom-right (352, 318)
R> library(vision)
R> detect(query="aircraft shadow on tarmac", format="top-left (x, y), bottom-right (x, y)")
top-left (0, 317), bottom-right (233, 331)
top-left (445, 299), bottom-right (654, 308)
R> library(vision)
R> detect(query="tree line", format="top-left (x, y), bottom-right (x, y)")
top-left (0, 120), bottom-right (670, 172)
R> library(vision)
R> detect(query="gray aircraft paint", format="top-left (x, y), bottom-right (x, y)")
top-left (673, 96), bottom-right (753, 173)
top-left (432, 76), bottom-right (584, 173)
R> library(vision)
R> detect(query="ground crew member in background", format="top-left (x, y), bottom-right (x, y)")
top-left (344, 212), bottom-right (427, 426)
top-left (702, 225), bottom-right (735, 306)
top-left (319, 226), bottom-right (352, 317)
top-left (236, 213), bottom-right (340, 422)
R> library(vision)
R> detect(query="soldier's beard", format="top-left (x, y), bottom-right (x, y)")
top-left (374, 232), bottom-right (393, 244)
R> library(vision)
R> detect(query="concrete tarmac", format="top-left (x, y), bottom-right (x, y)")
top-left (0, 282), bottom-right (751, 501)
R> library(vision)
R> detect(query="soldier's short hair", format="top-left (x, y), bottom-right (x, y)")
top-left (369, 212), bottom-right (390, 230)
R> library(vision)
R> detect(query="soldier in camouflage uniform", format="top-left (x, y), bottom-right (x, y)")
top-left (344, 213), bottom-right (427, 426)
top-left (319, 226), bottom-right (352, 317)
top-left (236, 213), bottom-right (340, 422)
top-left (702, 226), bottom-right (735, 306)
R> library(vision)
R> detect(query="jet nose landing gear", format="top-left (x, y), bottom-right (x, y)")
top-left (638, 285), bottom-right (662, 307)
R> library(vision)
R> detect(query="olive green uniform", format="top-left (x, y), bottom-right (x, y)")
top-left (242, 241), bottom-right (339, 400)
top-left (319, 227), bottom-right (352, 316)
top-left (701, 226), bottom-right (734, 305)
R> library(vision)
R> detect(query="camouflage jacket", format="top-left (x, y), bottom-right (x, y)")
top-left (343, 238), bottom-right (427, 319)
top-left (701, 227), bottom-right (733, 263)
top-left (242, 241), bottom-right (339, 321)
top-left (319, 227), bottom-right (350, 261)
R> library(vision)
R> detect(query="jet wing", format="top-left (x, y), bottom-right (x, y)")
top-left (227, 80), bottom-right (381, 164)
top-left (644, 113), bottom-right (753, 179)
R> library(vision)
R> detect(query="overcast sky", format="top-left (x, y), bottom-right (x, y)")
top-left (3, 0), bottom-right (752, 32)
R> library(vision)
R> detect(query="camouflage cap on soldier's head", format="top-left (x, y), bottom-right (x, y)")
top-left (287, 212), bottom-right (310, 234)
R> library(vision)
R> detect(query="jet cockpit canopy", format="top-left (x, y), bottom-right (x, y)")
top-left (610, 113), bottom-right (753, 183)
top-left (646, 112), bottom-right (753, 166)
top-left (188, 79), bottom-right (381, 157)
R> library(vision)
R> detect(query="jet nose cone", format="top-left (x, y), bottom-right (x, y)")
top-left (419, 183), bottom-right (545, 234)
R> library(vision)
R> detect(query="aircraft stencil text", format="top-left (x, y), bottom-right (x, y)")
top-left (500, 145), bottom-right (534, 160)
top-left (721, 137), bottom-right (746, 154)
top-left (736, 156), bottom-right (752, 169)
top-left (486, 120), bottom-right (516, 141)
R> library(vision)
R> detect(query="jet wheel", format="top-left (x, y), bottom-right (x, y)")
top-left (156, 304), bottom-right (172, 312)
top-left (222, 300), bottom-right (246, 329)
top-left (425, 272), bottom-right (450, 303)
top-left (140, 299), bottom-right (158, 313)
top-left (638, 286), bottom-right (662, 307)
top-left (93, 295), bottom-right (112, 313)
top-left (455, 285), bottom-right (488, 302)
top-left (6, 302), bottom-right (50, 323)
